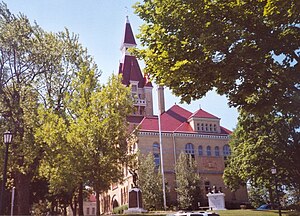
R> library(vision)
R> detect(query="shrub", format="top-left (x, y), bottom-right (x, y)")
top-left (113, 204), bottom-right (128, 214)
top-left (288, 211), bottom-right (300, 216)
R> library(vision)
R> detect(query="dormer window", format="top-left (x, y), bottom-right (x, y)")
top-left (131, 84), bottom-right (137, 92)
top-left (196, 123), bottom-right (201, 131)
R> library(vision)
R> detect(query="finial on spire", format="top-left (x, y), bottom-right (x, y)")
top-left (125, 6), bottom-right (130, 23)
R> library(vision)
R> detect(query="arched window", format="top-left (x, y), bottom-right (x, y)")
top-left (223, 144), bottom-right (231, 160)
top-left (185, 143), bottom-right (195, 158)
top-left (153, 143), bottom-right (160, 168)
top-left (206, 146), bottom-right (211, 156)
top-left (198, 145), bottom-right (203, 156)
top-left (153, 143), bottom-right (160, 151)
top-left (215, 146), bottom-right (220, 156)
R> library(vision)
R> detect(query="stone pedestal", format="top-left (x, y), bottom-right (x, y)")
top-left (124, 188), bottom-right (147, 214)
top-left (207, 192), bottom-right (226, 210)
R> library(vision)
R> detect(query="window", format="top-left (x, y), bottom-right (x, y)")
top-left (92, 208), bottom-right (95, 215)
top-left (223, 145), bottom-right (231, 156)
top-left (206, 146), bottom-right (211, 156)
top-left (201, 123), bottom-right (204, 131)
top-left (153, 143), bottom-right (160, 151)
top-left (214, 124), bottom-right (217, 132)
top-left (185, 143), bottom-right (195, 158)
top-left (209, 124), bottom-right (212, 131)
top-left (153, 143), bottom-right (160, 168)
top-left (154, 153), bottom-right (160, 168)
top-left (205, 123), bottom-right (208, 131)
top-left (205, 181), bottom-right (210, 193)
top-left (131, 84), bottom-right (137, 92)
top-left (86, 207), bottom-right (90, 215)
top-left (223, 144), bottom-right (231, 160)
top-left (215, 146), bottom-right (220, 156)
top-left (196, 123), bottom-right (200, 131)
top-left (198, 145), bottom-right (203, 156)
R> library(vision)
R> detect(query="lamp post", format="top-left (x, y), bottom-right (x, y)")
top-left (0, 131), bottom-right (13, 215)
top-left (271, 167), bottom-right (282, 216)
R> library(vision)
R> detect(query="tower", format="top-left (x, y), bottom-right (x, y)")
top-left (119, 16), bottom-right (153, 117)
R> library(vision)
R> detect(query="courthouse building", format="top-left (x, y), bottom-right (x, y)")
top-left (100, 17), bottom-right (248, 213)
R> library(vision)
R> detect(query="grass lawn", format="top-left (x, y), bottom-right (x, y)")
top-left (215, 209), bottom-right (290, 216)
top-left (143, 210), bottom-right (292, 216)
top-left (128, 210), bottom-right (298, 216)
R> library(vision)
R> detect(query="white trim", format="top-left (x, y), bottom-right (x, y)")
top-left (138, 131), bottom-right (229, 140)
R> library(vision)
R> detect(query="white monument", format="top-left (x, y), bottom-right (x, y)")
top-left (206, 186), bottom-right (226, 210)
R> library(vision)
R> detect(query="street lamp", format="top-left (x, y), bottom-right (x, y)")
top-left (271, 167), bottom-right (282, 216)
top-left (0, 131), bottom-right (13, 215)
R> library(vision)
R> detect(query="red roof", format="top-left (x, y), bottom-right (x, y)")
top-left (122, 17), bottom-right (136, 45)
top-left (133, 105), bottom-right (230, 135)
top-left (88, 194), bottom-right (96, 202)
top-left (189, 109), bottom-right (219, 119)
top-left (119, 56), bottom-right (144, 87)
top-left (119, 17), bottom-right (152, 88)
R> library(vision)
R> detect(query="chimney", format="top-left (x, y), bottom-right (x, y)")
top-left (157, 85), bottom-right (165, 114)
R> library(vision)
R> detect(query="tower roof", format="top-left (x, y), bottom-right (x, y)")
top-left (119, 17), bottom-right (152, 88)
top-left (122, 16), bottom-right (136, 46)
top-left (119, 56), bottom-right (144, 87)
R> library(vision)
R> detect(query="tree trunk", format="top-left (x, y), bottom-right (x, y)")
top-left (78, 182), bottom-right (84, 216)
top-left (268, 186), bottom-right (275, 209)
top-left (16, 171), bottom-right (30, 215)
top-left (63, 204), bottom-right (67, 216)
top-left (96, 191), bottom-right (100, 216)
top-left (70, 195), bottom-right (77, 216)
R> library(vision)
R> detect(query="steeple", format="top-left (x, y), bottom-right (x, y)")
top-left (118, 16), bottom-right (153, 117)
top-left (120, 16), bottom-right (136, 56)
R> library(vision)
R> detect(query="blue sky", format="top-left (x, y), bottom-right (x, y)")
top-left (6, 0), bottom-right (238, 130)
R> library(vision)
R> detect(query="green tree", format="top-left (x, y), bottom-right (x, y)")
top-left (247, 185), bottom-right (271, 208)
top-left (134, 0), bottom-right (300, 207)
top-left (175, 152), bottom-right (201, 210)
top-left (133, 0), bottom-right (299, 112)
top-left (138, 153), bottom-right (163, 210)
top-left (223, 110), bottom-right (300, 204)
top-left (0, 2), bottom-right (95, 214)
top-left (67, 73), bottom-right (134, 216)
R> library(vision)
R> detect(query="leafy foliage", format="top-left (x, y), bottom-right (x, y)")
top-left (138, 153), bottom-right (163, 210)
top-left (175, 153), bottom-right (201, 210)
top-left (134, 0), bottom-right (300, 205)
top-left (224, 110), bottom-right (300, 200)
top-left (247, 185), bottom-right (271, 208)
top-left (133, 0), bottom-right (300, 113)
top-left (0, 2), bottom-right (134, 215)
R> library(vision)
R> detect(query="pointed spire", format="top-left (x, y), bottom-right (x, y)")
top-left (121, 16), bottom-right (136, 51)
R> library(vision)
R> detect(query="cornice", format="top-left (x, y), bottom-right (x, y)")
top-left (138, 131), bottom-right (230, 140)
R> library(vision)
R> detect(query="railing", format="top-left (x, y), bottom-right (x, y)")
top-left (134, 98), bottom-right (146, 105)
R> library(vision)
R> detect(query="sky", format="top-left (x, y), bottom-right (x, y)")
top-left (6, 0), bottom-right (239, 130)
